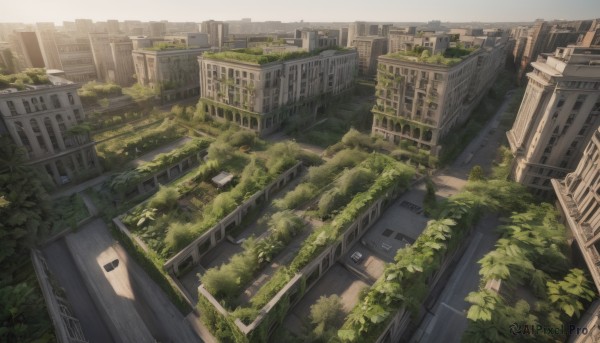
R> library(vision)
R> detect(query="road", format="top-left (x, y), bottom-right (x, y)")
top-left (43, 239), bottom-right (115, 343)
top-left (48, 218), bottom-right (201, 343)
top-left (409, 90), bottom-right (516, 342)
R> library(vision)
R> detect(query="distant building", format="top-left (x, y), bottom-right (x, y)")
top-left (388, 30), bottom-right (449, 55)
top-left (507, 46), bottom-right (600, 198)
top-left (8, 31), bottom-right (45, 70)
top-left (198, 48), bottom-right (358, 135)
top-left (132, 46), bottom-right (208, 103)
top-left (581, 19), bottom-right (600, 47)
top-left (372, 37), bottom-right (506, 155)
top-left (0, 72), bottom-right (101, 186)
top-left (88, 33), bottom-right (135, 86)
top-left (106, 20), bottom-right (120, 35)
top-left (149, 21), bottom-right (167, 37)
top-left (347, 21), bottom-right (368, 48)
top-left (200, 20), bottom-right (229, 48)
top-left (75, 19), bottom-right (95, 34)
top-left (352, 36), bottom-right (387, 76)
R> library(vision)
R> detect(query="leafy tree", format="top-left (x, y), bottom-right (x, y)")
top-left (148, 185), bottom-right (179, 212)
top-left (310, 295), bottom-right (346, 341)
top-left (468, 165), bottom-right (485, 181)
top-left (546, 268), bottom-right (595, 318)
top-left (0, 138), bottom-right (54, 341)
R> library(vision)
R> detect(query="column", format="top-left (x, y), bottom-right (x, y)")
top-left (39, 123), bottom-right (55, 154)
top-left (50, 161), bottom-right (61, 185)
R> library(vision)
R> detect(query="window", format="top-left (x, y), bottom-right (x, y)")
top-left (73, 109), bottom-right (82, 123)
top-left (67, 93), bottom-right (75, 105)
top-left (7, 101), bottom-right (17, 115)
top-left (51, 94), bottom-right (61, 108)
top-left (22, 100), bottom-right (31, 113)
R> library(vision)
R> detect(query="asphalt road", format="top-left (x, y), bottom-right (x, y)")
top-left (409, 91), bottom-right (516, 342)
top-left (55, 218), bottom-right (201, 343)
top-left (43, 239), bottom-right (115, 343)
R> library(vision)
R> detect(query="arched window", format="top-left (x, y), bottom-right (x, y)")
top-left (14, 121), bottom-right (32, 153)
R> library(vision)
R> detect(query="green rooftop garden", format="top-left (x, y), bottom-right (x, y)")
top-left (386, 46), bottom-right (478, 66)
top-left (203, 46), bottom-right (349, 65)
top-left (0, 68), bottom-right (51, 90)
top-left (142, 42), bottom-right (190, 51)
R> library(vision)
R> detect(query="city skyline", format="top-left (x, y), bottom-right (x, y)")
top-left (3, 0), bottom-right (599, 24)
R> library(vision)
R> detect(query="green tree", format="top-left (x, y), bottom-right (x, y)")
top-left (468, 165), bottom-right (485, 181)
top-left (310, 295), bottom-right (346, 342)
top-left (546, 268), bottom-right (595, 318)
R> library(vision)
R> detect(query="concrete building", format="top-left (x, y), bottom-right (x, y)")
top-left (200, 20), bottom-right (229, 48)
top-left (36, 23), bottom-right (62, 70)
top-left (132, 46), bottom-right (207, 103)
top-left (517, 19), bottom-right (593, 81)
top-left (581, 19), bottom-right (600, 47)
top-left (0, 43), bottom-right (17, 73)
top-left (88, 33), bottom-right (135, 86)
top-left (106, 20), bottom-right (120, 35)
top-left (0, 72), bottom-right (101, 186)
top-left (163, 33), bottom-right (210, 48)
top-left (149, 21), bottom-right (167, 37)
top-left (551, 127), bottom-right (600, 342)
top-left (352, 36), bottom-right (387, 76)
top-left (347, 21), bottom-right (368, 48)
top-left (8, 31), bottom-right (45, 70)
top-left (507, 46), bottom-right (600, 198)
top-left (75, 19), bottom-right (95, 34)
top-left (372, 38), bottom-right (506, 155)
top-left (198, 48), bottom-right (358, 135)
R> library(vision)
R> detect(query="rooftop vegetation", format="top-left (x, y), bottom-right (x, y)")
top-left (386, 46), bottom-right (478, 66)
top-left (142, 42), bottom-right (189, 51)
top-left (203, 46), bottom-right (349, 65)
top-left (0, 68), bottom-right (50, 90)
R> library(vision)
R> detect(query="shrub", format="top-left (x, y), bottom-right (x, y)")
top-left (164, 222), bottom-right (194, 251)
top-left (228, 130), bottom-right (257, 148)
top-left (207, 141), bottom-right (235, 164)
top-left (148, 185), bottom-right (179, 211)
top-left (274, 183), bottom-right (317, 210)
top-left (269, 210), bottom-right (304, 243)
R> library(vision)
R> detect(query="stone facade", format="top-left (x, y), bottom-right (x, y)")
top-left (388, 31), bottom-right (450, 56)
top-left (507, 47), bottom-right (600, 198)
top-left (198, 49), bottom-right (357, 135)
top-left (132, 47), bottom-right (208, 103)
top-left (0, 75), bottom-right (101, 186)
top-left (200, 20), bottom-right (229, 48)
top-left (372, 39), bottom-right (506, 155)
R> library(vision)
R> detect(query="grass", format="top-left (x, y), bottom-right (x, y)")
top-left (203, 46), bottom-right (350, 65)
top-left (386, 46), bottom-right (478, 66)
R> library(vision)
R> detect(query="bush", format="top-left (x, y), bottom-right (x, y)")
top-left (228, 130), bottom-right (257, 148)
top-left (164, 222), bottom-right (194, 251)
top-left (274, 183), bottom-right (317, 210)
top-left (269, 210), bottom-right (304, 243)
top-left (310, 295), bottom-right (345, 340)
top-left (207, 141), bottom-right (235, 164)
top-left (148, 185), bottom-right (179, 211)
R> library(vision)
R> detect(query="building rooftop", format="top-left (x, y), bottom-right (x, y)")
top-left (202, 46), bottom-right (351, 65)
top-left (0, 68), bottom-right (75, 94)
top-left (382, 46), bottom-right (479, 66)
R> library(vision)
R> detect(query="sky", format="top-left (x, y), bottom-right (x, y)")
top-left (2, 0), bottom-right (599, 24)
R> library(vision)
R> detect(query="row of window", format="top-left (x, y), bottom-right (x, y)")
top-left (4, 93), bottom-right (75, 116)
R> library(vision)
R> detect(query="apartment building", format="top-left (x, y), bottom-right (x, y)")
top-left (88, 33), bottom-right (135, 86)
top-left (198, 48), bottom-right (358, 135)
top-left (388, 30), bottom-right (449, 55)
top-left (507, 46), bottom-right (600, 198)
top-left (352, 36), bottom-right (387, 76)
top-left (0, 72), bottom-right (101, 186)
top-left (200, 20), bottom-right (229, 48)
top-left (372, 38), bottom-right (506, 155)
top-left (132, 46), bottom-right (208, 103)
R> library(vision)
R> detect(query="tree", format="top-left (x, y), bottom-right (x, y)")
top-left (310, 295), bottom-right (345, 341)
top-left (546, 268), bottom-right (595, 318)
top-left (468, 165), bottom-right (485, 181)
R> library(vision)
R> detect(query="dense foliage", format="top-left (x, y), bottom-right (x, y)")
top-left (0, 68), bottom-right (50, 90)
top-left (0, 138), bottom-right (54, 341)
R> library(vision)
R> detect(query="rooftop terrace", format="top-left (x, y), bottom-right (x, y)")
top-left (202, 46), bottom-right (349, 65)
top-left (384, 46), bottom-right (478, 66)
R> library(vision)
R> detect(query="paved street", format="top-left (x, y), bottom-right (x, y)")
top-left (410, 215), bottom-right (500, 343)
top-left (43, 239), bottom-right (115, 343)
top-left (49, 218), bottom-right (201, 343)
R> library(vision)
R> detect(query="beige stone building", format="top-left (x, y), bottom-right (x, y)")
top-left (198, 48), bottom-right (357, 135)
top-left (0, 73), bottom-right (101, 186)
top-left (507, 46), bottom-right (600, 198)
top-left (551, 127), bottom-right (600, 343)
top-left (132, 46), bottom-right (208, 103)
top-left (200, 20), bottom-right (229, 48)
top-left (372, 38), bottom-right (506, 155)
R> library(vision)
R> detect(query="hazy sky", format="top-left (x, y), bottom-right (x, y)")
top-left (2, 0), bottom-right (599, 24)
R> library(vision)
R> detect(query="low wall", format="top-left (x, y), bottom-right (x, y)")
top-left (163, 162), bottom-right (303, 274)
top-left (31, 249), bottom-right (89, 343)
